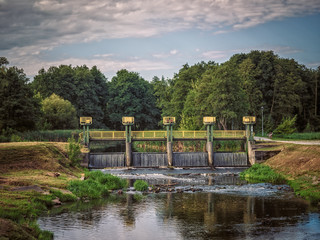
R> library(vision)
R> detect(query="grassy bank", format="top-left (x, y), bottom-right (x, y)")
top-left (0, 130), bottom-right (81, 142)
top-left (0, 142), bottom-right (126, 239)
top-left (242, 144), bottom-right (320, 204)
top-left (272, 132), bottom-right (320, 140)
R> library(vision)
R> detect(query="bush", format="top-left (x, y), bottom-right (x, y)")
top-left (240, 164), bottom-right (286, 184)
top-left (10, 134), bottom-right (22, 142)
top-left (50, 189), bottom-right (78, 202)
top-left (68, 171), bottom-right (127, 199)
top-left (68, 179), bottom-right (109, 199)
top-left (134, 180), bottom-right (149, 191)
top-left (85, 171), bottom-right (127, 190)
top-left (66, 136), bottom-right (82, 166)
top-left (273, 115), bottom-right (297, 135)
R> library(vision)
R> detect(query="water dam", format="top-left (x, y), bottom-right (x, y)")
top-left (89, 152), bottom-right (248, 168)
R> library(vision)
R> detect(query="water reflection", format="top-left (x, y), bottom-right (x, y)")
top-left (38, 192), bottom-right (320, 240)
top-left (38, 169), bottom-right (320, 240)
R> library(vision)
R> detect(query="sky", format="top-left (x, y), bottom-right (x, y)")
top-left (1, 0), bottom-right (320, 81)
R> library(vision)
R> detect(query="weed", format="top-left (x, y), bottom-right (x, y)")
top-left (134, 180), bottom-right (149, 191)
top-left (66, 136), bottom-right (82, 166)
top-left (50, 189), bottom-right (78, 202)
top-left (68, 171), bottom-right (127, 199)
top-left (240, 164), bottom-right (286, 184)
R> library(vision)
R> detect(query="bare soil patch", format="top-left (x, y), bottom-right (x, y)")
top-left (265, 144), bottom-right (320, 176)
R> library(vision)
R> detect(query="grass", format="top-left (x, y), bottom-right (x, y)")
top-left (67, 171), bottom-right (127, 199)
top-left (272, 132), bottom-right (320, 140)
top-left (0, 142), bottom-right (129, 239)
top-left (133, 180), bottom-right (149, 191)
top-left (287, 177), bottom-right (320, 205)
top-left (0, 130), bottom-right (81, 143)
top-left (0, 190), bottom-right (55, 239)
top-left (240, 164), bottom-right (287, 184)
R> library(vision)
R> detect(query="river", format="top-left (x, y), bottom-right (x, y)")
top-left (38, 168), bottom-right (320, 239)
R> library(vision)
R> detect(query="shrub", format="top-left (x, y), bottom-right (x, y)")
top-left (273, 115), bottom-right (297, 135)
top-left (10, 134), bottom-right (22, 142)
top-left (68, 171), bottom-right (127, 199)
top-left (66, 136), bottom-right (82, 166)
top-left (134, 180), bottom-right (149, 191)
top-left (240, 164), bottom-right (286, 184)
top-left (85, 171), bottom-right (127, 190)
top-left (68, 179), bottom-right (108, 199)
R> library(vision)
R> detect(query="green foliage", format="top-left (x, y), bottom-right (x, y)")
top-left (287, 178), bottom-right (320, 204)
top-left (68, 179), bottom-right (109, 199)
top-left (273, 132), bottom-right (320, 140)
top-left (273, 115), bottom-right (297, 135)
top-left (32, 65), bottom-right (108, 128)
top-left (41, 93), bottom-right (78, 130)
top-left (168, 62), bottom-right (217, 126)
top-left (106, 69), bottom-right (160, 130)
top-left (0, 57), bottom-right (40, 132)
top-left (68, 171), bottom-right (127, 199)
top-left (85, 171), bottom-right (127, 190)
top-left (17, 129), bottom-right (80, 142)
top-left (10, 134), bottom-right (22, 142)
top-left (50, 189), bottom-right (78, 202)
top-left (66, 136), bottom-right (82, 166)
top-left (240, 164), bottom-right (286, 184)
top-left (134, 180), bottom-right (149, 191)
top-left (0, 191), bottom-right (55, 222)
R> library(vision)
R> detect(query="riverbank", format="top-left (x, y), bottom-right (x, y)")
top-left (1, 142), bottom-right (320, 238)
top-left (0, 142), bottom-right (83, 239)
top-left (264, 143), bottom-right (320, 203)
top-left (245, 142), bottom-right (320, 204)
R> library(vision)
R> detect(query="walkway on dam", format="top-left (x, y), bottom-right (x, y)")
top-left (254, 137), bottom-right (320, 145)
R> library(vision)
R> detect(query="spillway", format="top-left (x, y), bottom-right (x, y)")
top-left (88, 152), bottom-right (248, 168)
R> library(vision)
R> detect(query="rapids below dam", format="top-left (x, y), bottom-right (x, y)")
top-left (38, 168), bottom-right (320, 240)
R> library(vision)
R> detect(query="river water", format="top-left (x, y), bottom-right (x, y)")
top-left (38, 168), bottom-right (320, 240)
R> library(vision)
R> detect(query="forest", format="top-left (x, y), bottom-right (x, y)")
top-left (0, 50), bottom-right (319, 140)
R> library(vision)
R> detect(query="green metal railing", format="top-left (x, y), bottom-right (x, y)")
top-left (80, 130), bottom-right (246, 140)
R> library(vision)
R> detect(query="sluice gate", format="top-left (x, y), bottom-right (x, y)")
top-left (89, 153), bottom-right (125, 169)
top-left (88, 152), bottom-right (248, 168)
top-left (213, 152), bottom-right (248, 167)
top-left (132, 153), bottom-right (168, 167)
top-left (173, 152), bottom-right (208, 167)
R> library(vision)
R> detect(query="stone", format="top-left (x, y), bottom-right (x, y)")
top-left (52, 198), bottom-right (61, 205)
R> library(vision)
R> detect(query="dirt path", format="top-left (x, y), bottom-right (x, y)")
top-left (254, 137), bottom-right (320, 145)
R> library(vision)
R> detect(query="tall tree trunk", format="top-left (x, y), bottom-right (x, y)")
top-left (219, 118), bottom-right (227, 130)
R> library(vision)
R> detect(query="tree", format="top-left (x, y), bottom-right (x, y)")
top-left (195, 63), bottom-right (248, 130)
top-left (106, 69), bottom-right (160, 130)
top-left (41, 94), bottom-right (78, 129)
top-left (32, 65), bottom-right (108, 128)
top-left (0, 57), bottom-right (40, 131)
top-left (238, 58), bottom-right (263, 115)
top-left (168, 61), bottom-right (217, 126)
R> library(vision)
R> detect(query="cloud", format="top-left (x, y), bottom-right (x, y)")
top-left (1, 0), bottom-right (320, 51)
top-left (170, 49), bottom-right (178, 55)
top-left (200, 45), bottom-right (303, 62)
top-left (201, 51), bottom-right (227, 60)
top-left (1, 0), bottom-right (319, 77)
top-left (3, 46), bottom-right (173, 80)
top-left (153, 49), bottom-right (179, 59)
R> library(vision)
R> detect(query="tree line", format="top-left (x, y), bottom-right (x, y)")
top-left (0, 50), bottom-right (319, 137)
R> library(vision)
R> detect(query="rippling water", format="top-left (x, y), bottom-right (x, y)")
top-left (38, 168), bottom-right (320, 240)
